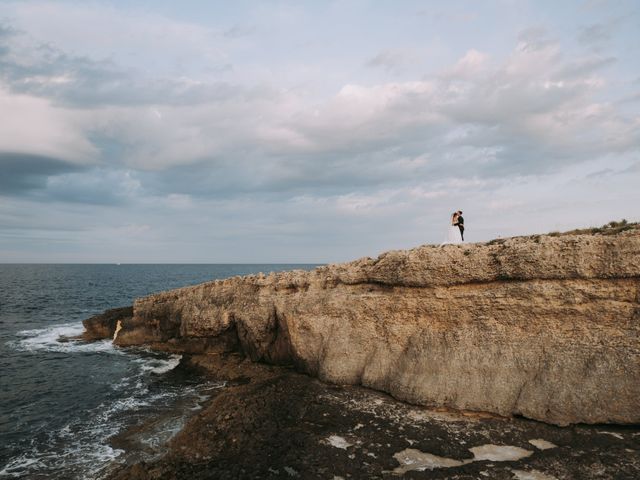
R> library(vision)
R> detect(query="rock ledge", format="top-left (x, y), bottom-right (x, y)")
top-left (84, 227), bottom-right (640, 426)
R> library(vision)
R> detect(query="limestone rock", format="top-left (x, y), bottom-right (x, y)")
top-left (81, 306), bottom-right (132, 341)
top-left (88, 228), bottom-right (640, 425)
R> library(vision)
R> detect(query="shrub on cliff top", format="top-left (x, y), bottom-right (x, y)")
top-left (564, 219), bottom-right (635, 236)
top-left (487, 220), bottom-right (637, 245)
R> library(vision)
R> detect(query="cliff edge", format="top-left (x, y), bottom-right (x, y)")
top-left (85, 224), bottom-right (640, 426)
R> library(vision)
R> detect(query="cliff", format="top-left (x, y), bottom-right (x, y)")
top-left (85, 225), bottom-right (640, 426)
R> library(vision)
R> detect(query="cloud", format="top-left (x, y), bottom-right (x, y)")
top-left (42, 169), bottom-right (141, 205)
top-left (576, 16), bottom-right (632, 51)
top-left (442, 49), bottom-right (489, 79)
top-left (0, 22), bottom-right (242, 108)
top-left (365, 50), bottom-right (408, 72)
top-left (0, 85), bottom-right (96, 163)
top-left (1, 5), bottom-right (632, 190)
top-left (578, 23), bottom-right (613, 47)
top-left (2, 30), bottom-right (635, 203)
top-left (256, 42), bottom-right (635, 181)
top-left (0, 152), bottom-right (83, 194)
top-left (223, 24), bottom-right (256, 38)
top-left (1, 1), bottom-right (226, 73)
top-left (0, 1), bottom-right (638, 262)
top-left (556, 56), bottom-right (616, 79)
top-left (517, 27), bottom-right (553, 45)
top-left (418, 8), bottom-right (478, 24)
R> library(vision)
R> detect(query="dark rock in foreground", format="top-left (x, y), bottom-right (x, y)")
top-left (106, 354), bottom-right (640, 480)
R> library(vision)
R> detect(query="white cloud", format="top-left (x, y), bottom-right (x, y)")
top-left (443, 49), bottom-right (489, 78)
top-left (2, 3), bottom-right (633, 181)
top-left (0, 1), bottom-right (638, 262)
top-left (0, 85), bottom-right (96, 163)
top-left (2, 1), bottom-right (227, 73)
top-left (1, 21), bottom-right (636, 192)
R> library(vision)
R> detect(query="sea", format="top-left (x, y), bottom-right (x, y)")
top-left (0, 264), bottom-right (317, 479)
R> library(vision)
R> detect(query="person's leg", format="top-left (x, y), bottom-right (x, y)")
top-left (459, 226), bottom-right (464, 241)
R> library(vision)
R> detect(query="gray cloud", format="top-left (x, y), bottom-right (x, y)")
top-left (0, 21), bottom-right (15, 56)
top-left (0, 152), bottom-right (83, 194)
top-left (137, 149), bottom-right (437, 201)
top-left (0, 4), bottom-right (638, 263)
top-left (0, 152), bottom-right (139, 206)
top-left (556, 56), bottom-right (616, 79)
top-left (2, 30), bottom-right (637, 209)
top-left (223, 24), bottom-right (256, 38)
top-left (2, 12), bottom-right (634, 198)
top-left (616, 91), bottom-right (640, 104)
top-left (41, 168), bottom-right (140, 205)
top-left (517, 27), bottom-right (555, 51)
top-left (0, 22), bottom-right (245, 108)
top-left (578, 23), bottom-right (613, 47)
top-left (365, 50), bottom-right (407, 72)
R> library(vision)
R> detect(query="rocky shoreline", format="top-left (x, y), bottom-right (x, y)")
top-left (80, 223), bottom-right (640, 478)
top-left (90, 225), bottom-right (640, 426)
top-left (103, 353), bottom-right (640, 479)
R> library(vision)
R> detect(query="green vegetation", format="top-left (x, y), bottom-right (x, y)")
top-left (486, 238), bottom-right (506, 245)
top-left (486, 220), bottom-right (637, 245)
top-left (561, 219), bottom-right (637, 236)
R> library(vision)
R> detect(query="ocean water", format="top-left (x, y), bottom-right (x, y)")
top-left (0, 264), bottom-right (317, 479)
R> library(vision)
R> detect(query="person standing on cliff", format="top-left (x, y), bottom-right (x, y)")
top-left (441, 212), bottom-right (461, 245)
top-left (454, 210), bottom-right (464, 241)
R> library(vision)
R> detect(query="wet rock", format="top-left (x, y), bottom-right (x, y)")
top-left (106, 356), bottom-right (640, 479)
top-left (81, 306), bottom-right (133, 341)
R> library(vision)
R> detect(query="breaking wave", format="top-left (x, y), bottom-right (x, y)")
top-left (1, 322), bottom-right (219, 479)
top-left (11, 322), bottom-right (117, 354)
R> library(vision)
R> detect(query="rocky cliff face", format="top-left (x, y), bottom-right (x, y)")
top-left (86, 228), bottom-right (640, 426)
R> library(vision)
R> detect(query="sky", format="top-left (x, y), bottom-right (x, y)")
top-left (0, 0), bottom-right (638, 263)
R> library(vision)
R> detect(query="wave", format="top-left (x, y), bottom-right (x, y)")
top-left (0, 380), bottom-right (224, 479)
top-left (10, 322), bottom-right (119, 354)
top-left (11, 324), bottom-right (184, 381)
top-left (1, 323), bottom-right (199, 478)
top-left (135, 354), bottom-right (182, 374)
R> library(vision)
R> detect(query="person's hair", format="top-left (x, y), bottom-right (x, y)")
top-left (457, 210), bottom-right (463, 214)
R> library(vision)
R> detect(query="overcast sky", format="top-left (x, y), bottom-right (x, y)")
top-left (1, 0), bottom-right (638, 263)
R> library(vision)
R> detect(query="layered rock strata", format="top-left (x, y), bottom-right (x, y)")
top-left (85, 229), bottom-right (640, 426)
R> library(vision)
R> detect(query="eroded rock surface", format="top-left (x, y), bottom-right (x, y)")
top-left (88, 229), bottom-right (640, 425)
top-left (81, 306), bottom-right (132, 341)
top-left (105, 354), bottom-right (640, 480)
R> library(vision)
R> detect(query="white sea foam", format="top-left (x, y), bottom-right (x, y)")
top-left (0, 456), bottom-right (41, 477)
top-left (10, 322), bottom-right (118, 354)
top-left (11, 324), bottom-right (185, 380)
top-left (1, 387), bottom-right (178, 477)
top-left (136, 354), bottom-right (182, 374)
top-left (3, 323), bottom-right (213, 479)
top-left (0, 443), bottom-right (124, 479)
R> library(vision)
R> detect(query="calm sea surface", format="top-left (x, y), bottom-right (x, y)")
top-left (0, 264), bottom-right (317, 479)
